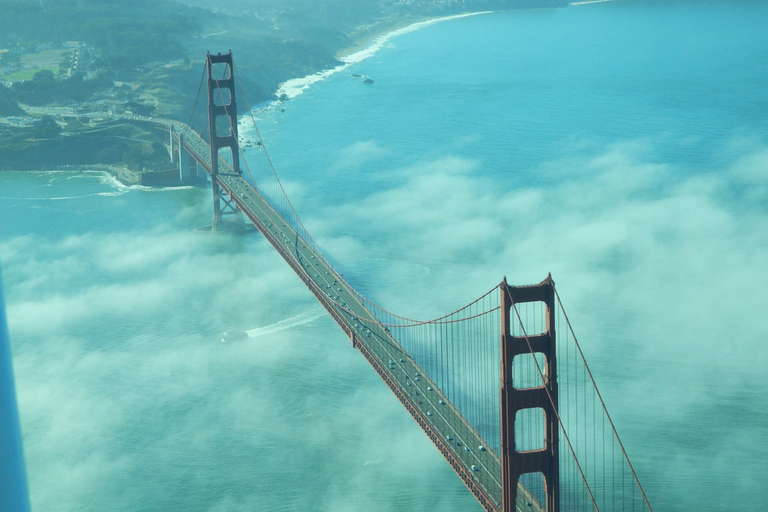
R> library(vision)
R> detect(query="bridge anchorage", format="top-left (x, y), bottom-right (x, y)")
top-left (174, 51), bottom-right (655, 511)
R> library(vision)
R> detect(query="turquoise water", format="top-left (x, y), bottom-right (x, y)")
top-left (2, 1), bottom-right (768, 510)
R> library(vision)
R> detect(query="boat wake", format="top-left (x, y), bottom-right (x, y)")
top-left (571, 0), bottom-right (618, 5)
top-left (245, 308), bottom-right (326, 338)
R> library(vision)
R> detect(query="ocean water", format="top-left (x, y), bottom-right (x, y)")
top-left (2, 1), bottom-right (768, 510)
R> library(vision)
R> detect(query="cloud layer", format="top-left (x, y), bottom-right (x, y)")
top-left (308, 136), bottom-right (768, 510)
top-left (3, 216), bottom-right (484, 511)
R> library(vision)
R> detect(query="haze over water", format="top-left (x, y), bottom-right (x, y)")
top-left (2, 1), bottom-right (767, 510)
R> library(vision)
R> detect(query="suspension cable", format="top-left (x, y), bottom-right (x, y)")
top-left (362, 304), bottom-right (501, 329)
top-left (505, 285), bottom-right (600, 512)
top-left (185, 61), bottom-right (207, 133)
top-left (360, 282), bottom-right (501, 324)
top-left (202, 55), bottom-right (500, 337)
top-left (233, 61), bottom-right (329, 257)
top-left (554, 286), bottom-right (654, 512)
top-left (231, 56), bottom-right (499, 326)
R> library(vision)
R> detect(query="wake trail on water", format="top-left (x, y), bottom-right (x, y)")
top-left (0, 193), bottom-right (116, 201)
top-left (571, 0), bottom-right (618, 6)
top-left (246, 308), bottom-right (326, 338)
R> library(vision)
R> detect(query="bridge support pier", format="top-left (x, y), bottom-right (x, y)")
top-left (500, 275), bottom-right (559, 512)
top-left (178, 133), bottom-right (190, 181)
top-left (211, 186), bottom-right (245, 233)
top-left (169, 126), bottom-right (203, 185)
top-left (169, 124), bottom-right (174, 162)
top-left (175, 133), bottom-right (200, 184)
top-left (206, 51), bottom-right (245, 233)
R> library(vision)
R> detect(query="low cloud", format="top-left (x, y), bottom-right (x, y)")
top-left (3, 222), bottom-right (480, 511)
top-left (4, 134), bottom-right (767, 511)
top-left (308, 136), bottom-right (768, 509)
top-left (331, 140), bottom-right (389, 173)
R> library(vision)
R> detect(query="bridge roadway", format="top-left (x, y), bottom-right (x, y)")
top-left (150, 118), bottom-right (542, 512)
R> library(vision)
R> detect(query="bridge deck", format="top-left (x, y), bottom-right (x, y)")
top-left (163, 120), bottom-right (542, 512)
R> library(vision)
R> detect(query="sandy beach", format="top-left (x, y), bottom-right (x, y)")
top-left (335, 11), bottom-right (495, 62)
top-left (273, 11), bottom-right (495, 102)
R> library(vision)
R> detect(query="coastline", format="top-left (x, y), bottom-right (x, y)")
top-left (0, 164), bottom-right (130, 185)
top-left (6, 11), bottom-right (494, 178)
top-left (336, 11), bottom-right (495, 63)
top-left (272, 11), bottom-right (495, 103)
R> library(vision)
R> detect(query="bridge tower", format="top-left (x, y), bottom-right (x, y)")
top-left (206, 51), bottom-right (244, 232)
top-left (500, 275), bottom-right (560, 512)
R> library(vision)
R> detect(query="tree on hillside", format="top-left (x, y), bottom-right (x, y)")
top-left (0, 86), bottom-right (23, 116)
top-left (126, 101), bottom-right (156, 116)
top-left (32, 116), bottom-right (62, 139)
top-left (33, 69), bottom-right (55, 82)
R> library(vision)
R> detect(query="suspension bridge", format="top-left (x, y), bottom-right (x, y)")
top-left (159, 52), bottom-right (654, 512)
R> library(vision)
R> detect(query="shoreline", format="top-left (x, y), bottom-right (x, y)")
top-left (272, 11), bottom-right (495, 103)
top-left (6, 10), bottom-right (507, 178)
top-left (335, 11), bottom-right (495, 63)
top-left (0, 166), bottom-right (198, 192)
